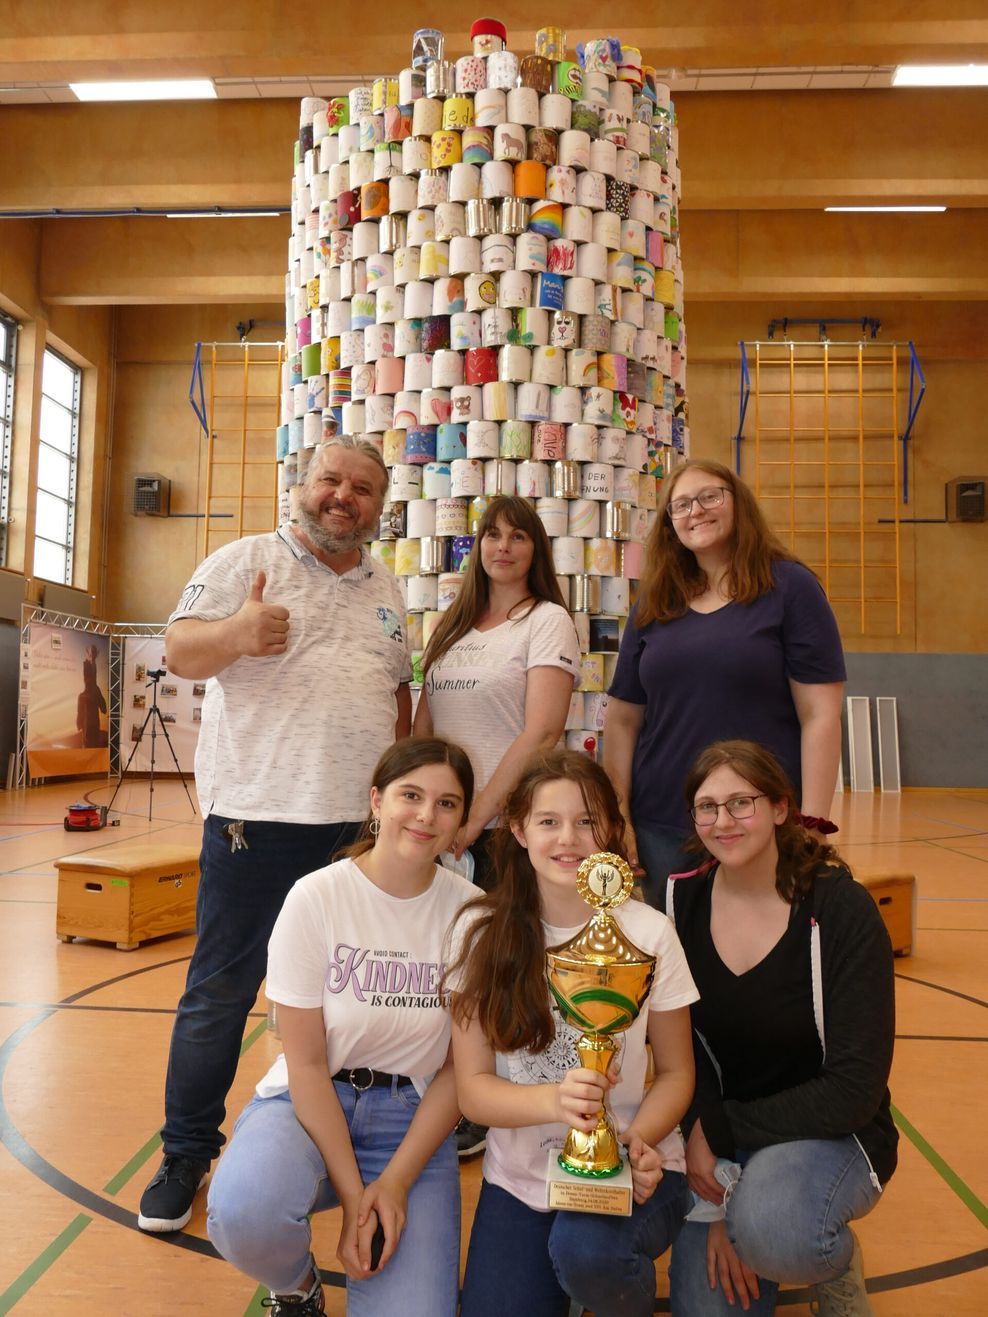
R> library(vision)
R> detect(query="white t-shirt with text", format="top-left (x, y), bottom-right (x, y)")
top-left (424, 601), bottom-right (580, 796)
top-left (258, 857), bottom-right (477, 1098)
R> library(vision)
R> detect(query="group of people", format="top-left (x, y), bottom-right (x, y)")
top-left (135, 437), bottom-right (896, 1317)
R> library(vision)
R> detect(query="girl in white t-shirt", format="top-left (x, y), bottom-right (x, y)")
top-left (446, 750), bottom-right (699, 1317)
top-left (413, 495), bottom-right (580, 890)
top-left (207, 737), bottom-right (478, 1317)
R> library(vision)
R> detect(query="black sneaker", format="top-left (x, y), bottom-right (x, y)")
top-left (137, 1154), bottom-right (209, 1232)
top-left (261, 1267), bottom-right (325, 1314)
top-left (456, 1118), bottom-right (487, 1158)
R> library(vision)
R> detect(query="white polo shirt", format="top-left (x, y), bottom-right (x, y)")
top-left (168, 527), bottom-right (411, 824)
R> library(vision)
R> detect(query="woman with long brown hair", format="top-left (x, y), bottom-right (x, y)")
top-left (603, 459), bottom-right (845, 903)
top-left (665, 740), bottom-right (896, 1316)
top-left (446, 750), bottom-right (697, 1317)
top-left (413, 495), bottom-right (580, 889)
top-left (207, 736), bottom-right (476, 1317)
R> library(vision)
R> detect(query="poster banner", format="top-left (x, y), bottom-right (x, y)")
top-left (121, 637), bottom-right (200, 775)
top-left (26, 624), bottom-right (111, 777)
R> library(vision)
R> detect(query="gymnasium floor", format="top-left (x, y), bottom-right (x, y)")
top-left (0, 779), bottom-right (985, 1315)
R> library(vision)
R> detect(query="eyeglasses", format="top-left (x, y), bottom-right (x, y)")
top-left (691, 794), bottom-right (768, 825)
top-left (667, 487), bottom-right (730, 520)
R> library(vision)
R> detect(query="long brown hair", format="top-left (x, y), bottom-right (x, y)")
top-left (422, 496), bottom-right (566, 674)
top-left (446, 749), bottom-right (626, 1053)
top-left (636, 459), bottom-right (796, 627)
top-left (347, 736), bottom-right (475, 857)
top-left (684, 739), bottom-right (839, 904)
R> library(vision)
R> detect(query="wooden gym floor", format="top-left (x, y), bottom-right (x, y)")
top-left (0, 779), bottom-right (985, 1315)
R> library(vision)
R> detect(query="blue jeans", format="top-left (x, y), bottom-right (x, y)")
top-left (161, 814), bottom-right (360, 1162)
top-left (634, 821), bottom-right (694, 909)
top-left (668, 1138), bottom-right (882, 1315)
top-left (207, 1084), bottom-right (460, 1314)
top-left (460, 1172), bottom-right (689, 1317)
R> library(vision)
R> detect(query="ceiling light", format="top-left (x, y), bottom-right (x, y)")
top-left (69, 79), bottom-right (217, 102)
top-left (892, 64), bottom-right (988, 87)
top-left (824, 205), bottom-right (946, 213)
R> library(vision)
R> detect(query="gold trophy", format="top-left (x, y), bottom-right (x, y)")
top-left (545, 851), bottom-right (655, 1216)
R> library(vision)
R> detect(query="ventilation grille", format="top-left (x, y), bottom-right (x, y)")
top-left (133, 474), bottom-right (171, 517)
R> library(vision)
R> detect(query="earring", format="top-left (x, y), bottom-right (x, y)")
top-left (369, 817), bottom-right (381, 837)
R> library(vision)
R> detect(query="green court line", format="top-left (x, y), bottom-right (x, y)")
top-left (2, 1019), bottom-right (271, 1311)
top-left (240, 1017), bottom-right (270, 1055)
top-left (892, 1104), bottom-right (988, 1228)
top-left (101, 1016), bottom-right (270, 1197)
top-left (103, 1130), bottom-right (163, 1195)
top-left (243, 1283), bottom-right (269, 1315)
top-left (0, 1213), bottom-right (91, 1315)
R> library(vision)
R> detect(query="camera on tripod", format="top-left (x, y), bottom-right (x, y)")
top-left (107, 662), bottom-right (196, 822)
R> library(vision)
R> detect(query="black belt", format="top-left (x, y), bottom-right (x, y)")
top-left (332, 1066), bottom-right (414, 1092)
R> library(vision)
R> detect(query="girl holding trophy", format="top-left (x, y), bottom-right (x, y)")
top-left (665, 740), bottom-right (897, 1316)
top-left (446, 750), bottom-right (698, 1317)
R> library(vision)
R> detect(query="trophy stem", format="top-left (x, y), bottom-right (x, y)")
top-left (558, 1032), bottom-right (623, 1177)
top-left (577, 1032), bottom-right (616, 1078)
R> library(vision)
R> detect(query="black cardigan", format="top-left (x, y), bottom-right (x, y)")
top-left (663, 863), bottom-right (899, 1187)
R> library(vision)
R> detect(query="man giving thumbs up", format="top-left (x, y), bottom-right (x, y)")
top-left (140, 437), bottom-right (412, 1234)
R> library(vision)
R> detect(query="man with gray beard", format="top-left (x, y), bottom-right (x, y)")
top-left (139, 437), bottom-right (411, 1234)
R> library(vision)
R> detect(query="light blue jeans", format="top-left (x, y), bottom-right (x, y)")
top-left (207, 1083), bottom-right (460, 1315)
top-left (668, 1137), bottom-right (882, 1315)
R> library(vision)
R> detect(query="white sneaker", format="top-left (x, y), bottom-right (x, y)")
top-left (810, 1230), bottom-right (874, 1317)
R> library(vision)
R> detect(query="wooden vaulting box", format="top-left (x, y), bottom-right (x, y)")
top-left (56, 841), bottom-right (200, 951)
top-left (859, 871), bottom-right (917, 957)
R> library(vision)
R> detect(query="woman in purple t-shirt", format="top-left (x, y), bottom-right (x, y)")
top-left (603, 460), bottom-right (846, 904)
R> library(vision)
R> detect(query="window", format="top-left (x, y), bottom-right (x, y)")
top-left (33, 348), bottom-right (81, 585)
top-left (0, 312), bottom-right (15, 566)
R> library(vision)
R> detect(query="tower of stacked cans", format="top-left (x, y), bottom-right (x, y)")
top-left (277, 20), bottom-right (688, 754)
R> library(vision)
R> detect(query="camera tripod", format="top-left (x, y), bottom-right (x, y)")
top-left (106, 670), bottom-right (197, 822)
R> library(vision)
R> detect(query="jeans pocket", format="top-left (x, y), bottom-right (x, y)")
top-left (396, 1083), bottom-right (421, 1111)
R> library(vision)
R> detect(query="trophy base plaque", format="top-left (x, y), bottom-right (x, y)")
top-left (546, 1150), bottom-right (634, 1216)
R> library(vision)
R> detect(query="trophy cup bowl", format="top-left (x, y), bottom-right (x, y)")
top-left (544, 852), bottom-right (656, 1211)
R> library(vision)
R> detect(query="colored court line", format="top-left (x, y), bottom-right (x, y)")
top-left (895, 973), bottom-right (987, 1010)
top-left (896, 1034), bottom-right (988, 1042)
top-left (239, 1248), bottom-right (988, 1315)
top-left (244, 1284), bottom-right (269, 1315)
top-left (103, 1131), bottom-right (163, 1196)
top-left (5, 956), bottom-right (983, 1312)
top-left (892, 1104), bottom-right (988, 1229)
top-left (917, 926), bottom-right (988, 933)
top-left (929, 841), bottom-right (988, 866)
top-left (0, 1001), bottom-right (268, 1017)
top-left (95, 1018), bottom-right (270, 1198)
top-left (0, 1213), bottom-right (91, 1316)
top-left (920, 896), bottom-right (988, 902)
top-left (0, 984), bottom-right (271, 1310)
